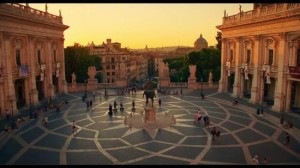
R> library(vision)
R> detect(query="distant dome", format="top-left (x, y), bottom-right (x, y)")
top-left (194, 34), bottom-right (208, 50)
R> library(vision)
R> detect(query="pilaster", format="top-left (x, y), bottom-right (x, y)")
top-left (250, 35), bottom-right (261, 104)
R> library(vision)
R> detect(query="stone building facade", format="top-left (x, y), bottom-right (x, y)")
top-left (217, 3), bottom-right (300, 113)
top-left (0, 3), bottom-right (69, 115)
top-left (88, 39), bottom-right (148, 87)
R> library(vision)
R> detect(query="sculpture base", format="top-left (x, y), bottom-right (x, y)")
top-left (144, 107), bottom-right (156, 122)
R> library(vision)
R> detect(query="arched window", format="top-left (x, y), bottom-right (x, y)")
top-left (16, 49), bottom-right (21, 66)
top-left (37, 49), bottom-right (41, 65)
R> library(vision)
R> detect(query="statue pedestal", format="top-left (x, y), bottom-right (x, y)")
top-left (87, 79), bottom-right (98, 91)
top-left (208, 81), bottom-right (213, 87)
top-left (188, 78), bottom-right (197, 89)
top-left (144, 107), bottom-right (156, 123)
top-left (115, 79), bottom-right (127, 88)
top-left (159, 78), bottom-right (170, 88)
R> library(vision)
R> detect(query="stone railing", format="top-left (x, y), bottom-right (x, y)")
top-left (0, 3), bottom-right (63, 24)
top-left (223, 3), bottom-right (300, 25)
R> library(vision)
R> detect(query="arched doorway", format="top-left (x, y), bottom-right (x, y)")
top-left (52, 74), bottom-right (59, 93)
top-left (36, 75), bottom-right (44, 101)
top-left (14, 79), bottom-right (25, 109)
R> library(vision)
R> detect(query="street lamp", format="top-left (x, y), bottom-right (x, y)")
top-left (84, 79), bottom-right (87, 98)
top-left (29, 92), bottom-right (33, 119)
top-left (104, 82), bottom-right (107, 96)
top-left (10, 98), bottom-right (15, 129)
top-left (180, 77), bottom-right (183, 95)
top-left (200, 77), bottom-right (204, 98)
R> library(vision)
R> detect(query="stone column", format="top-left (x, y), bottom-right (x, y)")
top-left (240, 73), bottom-right (245, 98)
top-left (233, 37), bottom-right (241, 97)
top-left (60, 38), bottom-right (68, 93)
top-left (3, 32), bottom-right (17, 114)
top-left (0, 84), bottom-right (4, 113)
top-left (28, 35), bottom-right (38, 105)
top-left (272, 33), bottom-right (287, 112)
top-left (286, 80), bottom-right (292, 112)
top-left (218, 38), bottom-right (227, 93)
top-left (46, 38), bottom-right (54, 98)
top-left (250, 35), bottom-right (261, 104)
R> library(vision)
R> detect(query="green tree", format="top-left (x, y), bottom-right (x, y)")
top-left (216, 31), bottom-right (222, 51)
top-left (65, 45), bottom-right (102, 83)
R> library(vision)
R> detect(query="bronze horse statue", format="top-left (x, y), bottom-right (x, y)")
top-left (143, 80), bottom-right (156, 107)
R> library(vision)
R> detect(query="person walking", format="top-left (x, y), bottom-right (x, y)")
top-left (108, 104), bottom-right (113, 120)
top-left (158, 98), bottom-right (162, 108)
top-left (284, 132), bottom-right (290, 147)
top-left (215, 129), bottom-right (221, 142)
top-left (252, 155), bottom-right (259, 165)
top-left (132, 100), bottom-right (135, 109)
top-left (93, 91), bottom-right (96, 100)
top-left (211, 126), bottom-right (217, 140)
top-left (72, 121), bottom-right (77, 135)
top-left (262, 157), bottom-right (268, 165)
top-left (43, 116), bottom-right (48, 126)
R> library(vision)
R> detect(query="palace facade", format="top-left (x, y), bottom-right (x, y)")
top-left (0, 3), bottom-right (69, 115)
top-left (217, 3), bottom-right (300, 113)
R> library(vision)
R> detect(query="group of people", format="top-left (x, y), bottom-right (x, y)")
top-left (252, 155), bottom-right (268, 165)
top-left (211, 126), bottom-right (221, 141)
top-left (194, 109), bottom-right (209, 127)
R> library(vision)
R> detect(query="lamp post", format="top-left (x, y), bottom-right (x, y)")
top-left (200, 77), bottom-right (203, 97)
top-left (29, 92), bottom-right (33, 119)
top-left (10, 98), bottom-right (15, 129)
top-left (180, 77), bottom-right (183, 95)
top-left (104, 81), bottom-right (107, 96)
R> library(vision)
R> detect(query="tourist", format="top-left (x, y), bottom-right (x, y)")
top-left (197, 111), bottom-right (202, 125)
top-left (194, 112), bottom-right (199, 125)
top-left (89, 100), bottom-right (93, 108)
top-left (262, 157), bottom-right (268, 165)
top-left (252, 155), bottom-right (259, 165)
top-left (158, 98), bottom-right (161, 107)
top-left (215, 129), bottom-right (221, 142)
top-left (284, 132), bottom-right (290, 147)
top-left (43, 116), bottom-right (48, 126)
top-left (132, 100), bottom-right (135, 109)
top-left (86, 100), bottom-right (89, 110)
top-left (108, 104), bottom-right (113, 119)
top-left (93, 91), bottom-right (96, 100)
top-left (233, 98), bottom-right (238, 105)
top-left (4, 124), bottom-right (11, 134)
top-left (211, 126), bottom-right (217, 140)
top-left (72, 121), bottom-right (77, 135)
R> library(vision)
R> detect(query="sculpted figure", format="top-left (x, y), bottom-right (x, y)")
top-left (71, 72), bottom-right (76, 83)
top-left (189, 64), bottom-right (196, 79)
top-left (88, 66), bottom-right (97, 80)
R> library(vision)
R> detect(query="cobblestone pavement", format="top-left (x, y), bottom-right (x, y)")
top-left (0, 89), bottom-right (299, 165)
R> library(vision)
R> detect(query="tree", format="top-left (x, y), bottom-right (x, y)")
top-left (65, 45), bottom-right (102, 83)
top-left (216, 31), bottom-right (222, 51)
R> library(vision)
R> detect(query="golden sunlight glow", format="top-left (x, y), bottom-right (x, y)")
top-left (25, 3), bottom-right (253, 49)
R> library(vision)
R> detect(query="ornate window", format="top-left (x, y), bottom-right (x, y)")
top-left (268, 49), bottom-right (274, 65)
top-left (16, 49), bottom-right (21, 66)
top-left (230, 49), bottom-right (234, 62)
top-left (37, 49), bottom-right (41, 65)
top-left (246, 49), bottom-right (251, 64)
top-left (53, 50), bottom-right (57, 63)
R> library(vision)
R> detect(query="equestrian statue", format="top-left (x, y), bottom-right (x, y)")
top-left (143, 80), bottom-right (156, 107)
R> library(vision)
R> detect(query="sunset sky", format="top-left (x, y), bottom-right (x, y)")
top-left (25, 3), bottom-right (253, 49)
